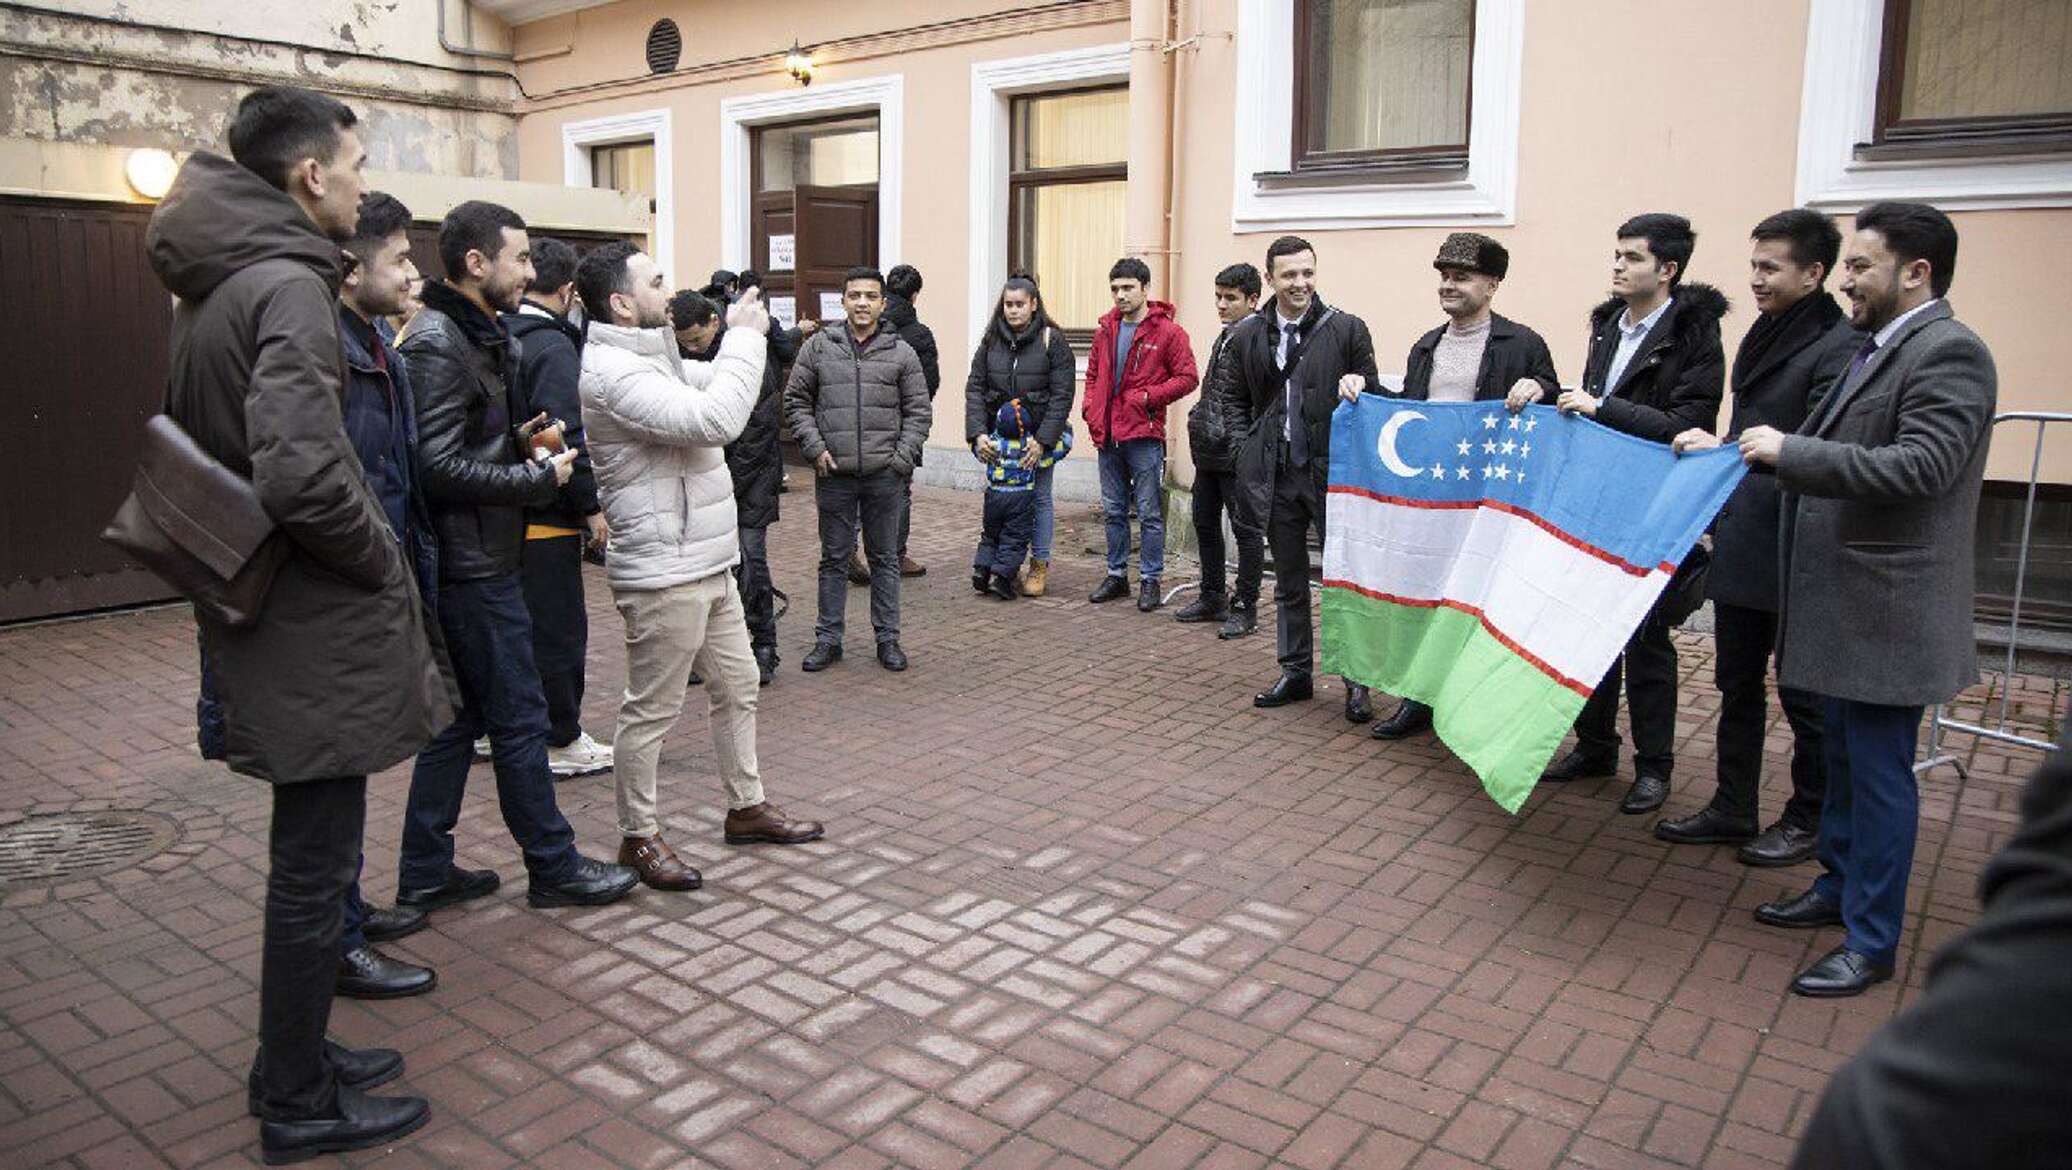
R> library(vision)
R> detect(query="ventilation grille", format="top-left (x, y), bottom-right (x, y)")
top-left (645, 19), bottom-right (681, 74)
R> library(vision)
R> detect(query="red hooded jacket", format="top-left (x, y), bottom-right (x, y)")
top-left (1081, 300), bottom-right (1199, 447)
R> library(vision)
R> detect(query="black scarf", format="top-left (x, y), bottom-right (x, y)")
top-left (1732, 289), bottom-right (1843, 390)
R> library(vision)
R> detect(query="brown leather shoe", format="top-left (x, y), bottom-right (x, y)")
top-left (846, 550), bottom-right (871, 585)
top-left (899, 554), bottom-right (927, 578)
top-left (618, 834), bottom-right (702, 891)
top-left (724, 803), bottom-right (826, 845)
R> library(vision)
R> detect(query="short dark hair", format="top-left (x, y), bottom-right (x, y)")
top-left (886, 263), bottom-right (923, 300)
top-left (1265, 235), bottom-right (1315, 272)
top-left (1109, 257), bottom-right (1152, 286)
top-left (736, 269), bottom-right (763, 294)
top-left (341, 191), bottom-right (411, 277)
top-left (844, 265), bottom-right (885, 290)
top-left (528, 238), bottom-right (578, 294)
top-left (438, 200), bottom-right (526, 282)
top-left (227, 86), bottom-right (357, 192)
top-left (1750, 208), bottom-right (1842, 277)
top-left (1214, 262), bottom-right (1263, 301)
top-left (669, 288), bottom-right (718, 331)
top-left (574, 240), bottom-right (640, 322)
top-left (1856, 201), bottom-right (1959, 298)
top-left (1616, 213), bottom-right (1697, 286)
top-left (709, 268), bottom-right (739, 289)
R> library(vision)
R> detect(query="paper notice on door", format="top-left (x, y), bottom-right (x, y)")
top-left (767, 233), bottom-right (796, 271)
top-left (768, 295), bottom-right (797, 330)
top-left (818, 291), bottom-right (843, 321)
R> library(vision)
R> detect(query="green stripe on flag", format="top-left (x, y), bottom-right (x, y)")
top-left (1321, 586), bottom-right (1586, 813)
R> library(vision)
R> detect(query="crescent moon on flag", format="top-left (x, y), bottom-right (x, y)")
top-left (1376, 410), bottom-right (1426, 477)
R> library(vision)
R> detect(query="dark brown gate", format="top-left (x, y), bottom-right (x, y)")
top-left (1, 196), bottom-right (175, 623)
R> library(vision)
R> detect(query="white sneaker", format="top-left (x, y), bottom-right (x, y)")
top-left (547, 731), bottom-right (614, 777)
top-left (472, 736), bottom-right (491, 760)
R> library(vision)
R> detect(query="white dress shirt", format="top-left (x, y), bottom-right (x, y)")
top-left (1603, 296), bottom-right (1674, 396)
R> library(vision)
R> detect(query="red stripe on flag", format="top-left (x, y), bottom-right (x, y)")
top-left (1322, 579), bottom-right (1597, 699)
top-left (1326, 484), bottom-right (1677, 577)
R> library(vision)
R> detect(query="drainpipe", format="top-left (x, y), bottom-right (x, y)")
top-left (438, 0), bottom-right (514, 61)
top-left (1123, 0), bottom-right (1174, 291)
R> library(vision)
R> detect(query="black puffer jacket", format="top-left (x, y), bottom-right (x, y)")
top-left (883, 295), bottom-right (941, 395)
top-left (401, 280), bottom-right (558, 580)
top-left (503, 302), bottom-right (599, 530)
top-left (964, 319), bottom-right (1075, 450)
top-left (1187, 325), bottom-right (1243, 473)
top-left (1580, 282), bottom-right (1731, 442)
top-left (699, 323), bottom-right (786, 529)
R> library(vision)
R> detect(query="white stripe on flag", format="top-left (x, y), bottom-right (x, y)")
top-left (1323, 490), bottom-right (1671, 688)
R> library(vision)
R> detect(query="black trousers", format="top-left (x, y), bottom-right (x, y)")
top-left (519, 534), bottom-right (588, 747)
top-left (1194, 467), bottom-right (1263, 608)
top-left (976, 488), bottom-right (1036, 577)
top-left (736, 523), bottom-right (777, 650)
top-left (253, 774), bottom-right (365, 1120)
top-left (1710, 601), bottom-right (1826, 828)
top-left (1573, 608), bottom-right (1679, 777)
top-left (1266, 454), bottom-right (1323, 676)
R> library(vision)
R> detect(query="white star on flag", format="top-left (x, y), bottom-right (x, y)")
top-left (1430, 462), bottom-right (1446, 478)
top-left (1506, 415), bottom-right (1521, 431)
top-left (1481, 463), bottom-right (1494, 478)
top-left (1500, 439), bottom-right (1517, 455)
top-left (1456, 465), bottom-right (1471, 480)
top-left (1523, 416), bottom-right (1538, 432)
top-left (1482, 414), bottom-right (1499, 430)
top-left (1456, 438), bottom-right (1472, 456)
top-left (1520, 441), bottom-right (1532, 458)
top-left (1493, 464), bottom-right (1510, 481)
top-left (1482, 439), bottom-right (1497, 454)
top-left (1516, 470), bottom-right (1526, 484)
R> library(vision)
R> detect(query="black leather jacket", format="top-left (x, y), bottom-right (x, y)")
top-left (399, 280), bottom-right (557, 582)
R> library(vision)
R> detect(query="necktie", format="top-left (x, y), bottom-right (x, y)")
top-left (1284, 323), bottom-right (1308, 468)
top-left (1845, 334), bottom-right (1879, 385)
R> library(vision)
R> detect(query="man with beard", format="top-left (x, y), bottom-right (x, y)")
top-left (147, 85), bottom-right (444, 1162)
top-left (580, 243), bottom-right (824, 893)
top-left (1658, 209), bottom-right (1857, 865)
top-left (1738, 201), bottom-right (1995, 997)
top-left (396, 201), bottom-right (639, 915)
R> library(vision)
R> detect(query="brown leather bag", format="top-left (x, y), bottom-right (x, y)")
top-left (102, 414), bottom-right (286, 627)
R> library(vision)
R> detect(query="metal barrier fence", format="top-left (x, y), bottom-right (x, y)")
top-left (1916, 410), bottom-right (2072, 778)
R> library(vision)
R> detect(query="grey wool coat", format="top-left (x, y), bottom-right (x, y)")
top-left (783, 325), bottom-right (932, 477)
top-left (1773, 300), bottom-right (1996, 708)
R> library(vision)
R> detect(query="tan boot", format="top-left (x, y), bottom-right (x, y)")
top-left (1022, 559), bottom-right (1049, 598)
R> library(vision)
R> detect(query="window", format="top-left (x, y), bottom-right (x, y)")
top-left (1008, 86), bottom-right (1127, 337)
top-left (591, 141), bottom-right (656, 208)
top-left (1292, 0), bottom-right (1474, 174)
top-left (754, 115), bottom-right (879, 194)
top-left (1870, 0), bottom-right (2072, 158)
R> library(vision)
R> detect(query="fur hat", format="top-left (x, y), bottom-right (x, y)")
top-left (1433, 233), bottom-right (1508, 280)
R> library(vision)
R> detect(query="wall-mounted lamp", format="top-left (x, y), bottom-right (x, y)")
top-left (784, 41), bottom-right (814, 87)
top-left (125, 148), bottom-right (179, 200)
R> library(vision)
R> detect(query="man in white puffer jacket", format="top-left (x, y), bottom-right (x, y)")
top-left (574, 242), bottom-right (826, 894)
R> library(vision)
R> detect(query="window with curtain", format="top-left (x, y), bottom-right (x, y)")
top-left (1293, 0), bottom-right (1474, 171)
top-left (1872, 0), bottom-right (2072, 155)
top-left (1008, 86), bottom-right (1128, 338)
top-left (590, 141), bottom-right (656, 209)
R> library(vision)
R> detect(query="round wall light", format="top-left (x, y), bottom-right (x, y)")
top-left (125, 148), bottom-right (179, 200)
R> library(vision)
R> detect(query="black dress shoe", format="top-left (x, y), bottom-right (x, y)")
top-left (1174, 593), bottom-right (1228, 623)
top-left (1755, 887), bottom-right (1843, 929)
top-left (1738, 822), bottom-right (1818, 867)
top-left (1253, 673), bottom-right (1314, 708)
top-left (1217, 603), bottom-right (1258, 640)
top-left (801, 641), bottom-right (843, 672)
top-left (877, 641), bottom-right (909, 672)
top-left (527, 855), bottom-right (640, 908)
top-left (1619, 773), bottom-right (1670, 814)
top-left (259, 1084), bottom-right (430, 1165)
top-left (988, 574), bottom-right (1018, 601)
top-left (1089, 575), bottom-right (1130, 603)
top-left (1540, 748), bottom-right (1617, 784)
top-left (335, 946), bottom-right (436, 1000)
top-left (1370, 700), bottom-right (1432, 740)
top-left (395, 866), bottom-right (500, 913)
top-left (1137, 579), bottom-right (1164, 612)
top-left (248, 1039), bottom-right (402, 1116)
top-left (360, 904), bottom-right (427, 944)
top-left (1653, 806), bottom-right (1757, 845)
top-left (1343, 684), bottom-right (1373, 724)
top-left (753, 645), bottom-right (779, 688)
top-left (971, 569), bottom-right (991, 594)
top-left (1790, 947), bottom-right (1892, 998)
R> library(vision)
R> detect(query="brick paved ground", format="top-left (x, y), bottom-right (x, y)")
top-left (1, 483), bottom-right (2062, 1170)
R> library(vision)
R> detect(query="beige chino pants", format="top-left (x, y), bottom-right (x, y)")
top-left (612, 571), bottom-right (764, 838)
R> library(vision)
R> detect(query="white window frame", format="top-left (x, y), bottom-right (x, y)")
top-left (1230, 0), bottom-right (1523, 232)
top-left (718, 74), bottom-right (904, 274)
top-left (967, 43), bottom-right (1131, 363)
top-left (1796, 0), bottom-right (2072, 211)
top-left (561, 108), bottom-right (672, 275)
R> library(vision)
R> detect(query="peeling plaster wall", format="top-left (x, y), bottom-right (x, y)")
top-left (0, 2), bottom-right (521, 178)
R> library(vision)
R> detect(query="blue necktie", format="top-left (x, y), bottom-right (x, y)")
top-left (1844, 335), bottom-right (1879, 385)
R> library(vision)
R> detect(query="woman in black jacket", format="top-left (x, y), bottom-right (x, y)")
top-left (964, 275), bottom-right (1076, 596)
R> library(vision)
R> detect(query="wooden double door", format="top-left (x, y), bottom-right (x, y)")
top-left (751, 185), bottom-right (878, 331)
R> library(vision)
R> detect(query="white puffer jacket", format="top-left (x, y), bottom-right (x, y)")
top-left (580, 322), bottom-right (766, 592)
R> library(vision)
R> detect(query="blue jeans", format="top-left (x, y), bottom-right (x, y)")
top-left (1098, 438), bottom-right (1165, 579)
top-left (399, 573), bottom-right (578, 889)
top-left (1032, 462), bottom-right (1055, 563)
top-left (1811, 698), bottom-right (1924, 966)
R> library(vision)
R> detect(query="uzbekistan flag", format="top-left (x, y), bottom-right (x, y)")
top-left (1319, 398), bottom-right (1746, 813)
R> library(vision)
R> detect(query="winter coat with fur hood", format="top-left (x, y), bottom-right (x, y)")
top-left (1579, 282), bottom-right (1730, 442)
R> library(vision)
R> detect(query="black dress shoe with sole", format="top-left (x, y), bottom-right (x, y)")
top-left (1343, 685), bottom-right (1373, 724)
top-left (801, 642), bottom-right (843, 672)
top-left (527, 855), bottom-right (640, 908)
top-left (1254, 673), bottom-right (1314, 708)
top-left (1089, 575), bottom-right (1130, 604)
top-left (1738, 822), bottom-right (1818, 867)
top-left (1619, 773), bottom-right (1670, 814)
top-left (394, 866), bottom-right (500, 913)
top-left (1370, 700), bottom-right (1433, 740)
top-left (988, 575), bottom-right (1018, 601)
top-left (1653, 806), bottom-right (1756, 845)
top-left (1174, 594), bottom-right (1227, 623)
top-left (1217, 605), bottom-right (1258, 639)
top-left (360, 904), bottom-right (427, 944)
top-left (1754, 888), bottom-right (1843, 929)
top-left (335, 946), bottom-right (436, 1000)
top-left (259, 1085), bottom-right (429, 1165)
top-left (1137, 579), bottom-right (1164, 612)
top-left (1790, 947), bottom-right (1892, 998)
top-left (753, 646), bottom-right (779, 688)
top-left (1540, 748), bottom-right (1617, 784)
top-left (877, 642), bottom-right (909, 671)
top-left (248, 1039), bottom-right (402, 1117)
